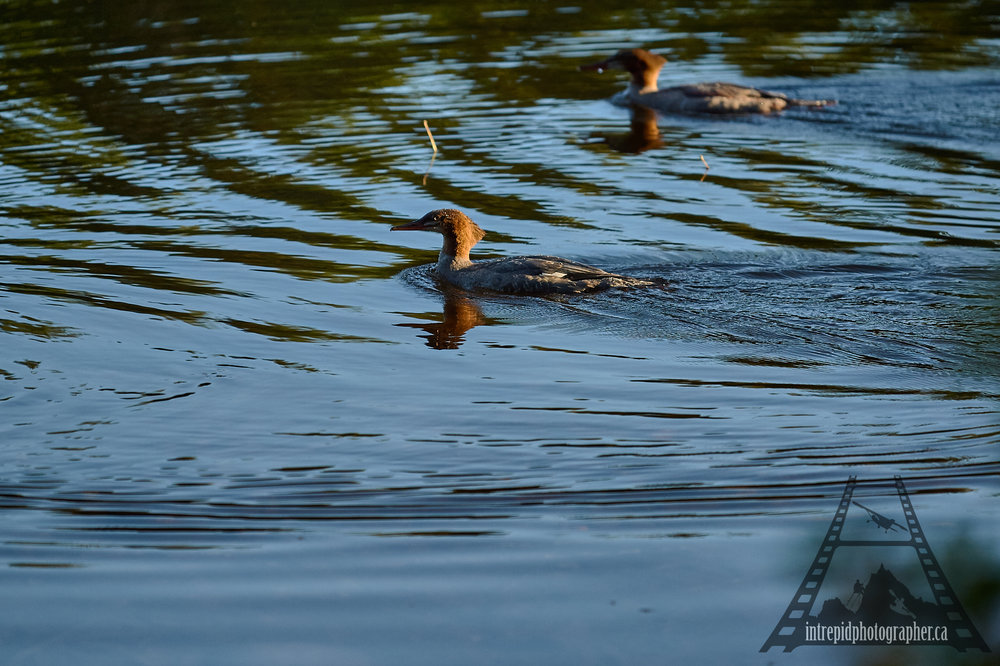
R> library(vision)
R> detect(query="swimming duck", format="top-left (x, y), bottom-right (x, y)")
top-left (581, 48), bottom-right (835, 114)
top-left (392, 209), bottom-right (655, 294)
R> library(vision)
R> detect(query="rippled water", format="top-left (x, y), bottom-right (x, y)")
top-left (2, 1), bottom-right (998, 664)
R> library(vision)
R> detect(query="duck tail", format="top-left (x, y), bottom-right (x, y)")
top-left (788, 97), bottom-right (837, 108)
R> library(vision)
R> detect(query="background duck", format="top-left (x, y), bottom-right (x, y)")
top-left (581, 48), bottom-right (835, 114)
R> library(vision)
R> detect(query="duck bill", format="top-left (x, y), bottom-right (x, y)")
top-left (391, 220), bottom-right (426, 231)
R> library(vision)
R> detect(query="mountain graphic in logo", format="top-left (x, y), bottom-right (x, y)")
top-left (813, 563), bottom-right (944, 630)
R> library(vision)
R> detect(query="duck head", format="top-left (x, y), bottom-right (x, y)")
top-left (580, 48), bottom-right (666, 93)
top-left (392, 208), bottom-right (487, 259)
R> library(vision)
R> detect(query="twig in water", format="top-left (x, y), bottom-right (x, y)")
top-left (423, 120), bottom-right (438, 154)
top-left (699, 154), bottom-right (710, 182)
top-left (422, 153), bottom-right (436, 186)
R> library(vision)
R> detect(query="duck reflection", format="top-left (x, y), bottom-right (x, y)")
top-left (590, 105), bottom-right (663, 154)
top-left (396, 286), bottom-right (492, 350)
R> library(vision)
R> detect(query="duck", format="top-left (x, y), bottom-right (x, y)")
top-left (392, 208), bottom-right (656, 294)
top-left (581, 48), bottom-right (835, 115)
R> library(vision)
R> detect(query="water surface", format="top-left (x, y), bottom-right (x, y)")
top-left (1, 1), bottom-right (998, 664)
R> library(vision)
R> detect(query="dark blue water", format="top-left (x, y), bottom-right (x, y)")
top-left (1, 2), bottom-right (998, 664)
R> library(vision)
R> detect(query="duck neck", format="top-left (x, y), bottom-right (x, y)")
top-left (438, 234), bottom-right (474, 272)
top-left (631, 68), bottom-right (660, 94)
top-left (628, 70), bottom-right (660, 95)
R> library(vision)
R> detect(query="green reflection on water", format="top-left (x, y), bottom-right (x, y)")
top-left (4, 0), bottom-right (997, 144)
top-left (1, 0), bottom-right (998, 343)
